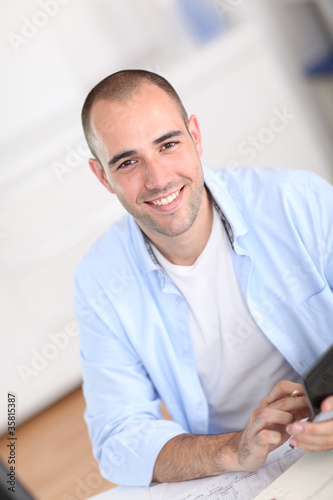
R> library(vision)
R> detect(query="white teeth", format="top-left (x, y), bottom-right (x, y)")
top-left (152, 190), bottom-right (180, 206)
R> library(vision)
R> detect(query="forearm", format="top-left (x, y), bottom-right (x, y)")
top-left (152, 431), bottom-right (239, 483)
top-left (153, 381), bottom-right (310, 483)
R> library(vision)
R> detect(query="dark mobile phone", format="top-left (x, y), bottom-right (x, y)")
top-left (302, 343), bottom-right (333, 422)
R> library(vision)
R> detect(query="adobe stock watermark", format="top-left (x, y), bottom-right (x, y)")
top-left (23, 266), bottom-right (136, 388)
top-left (60, 422), bottom-right (157, 498)
top-left (50, 87), bottom-right (160, 183)
top-left (237, 106), bottom-right (296, 162)
top-left (97, 421), bottom-right (157, 481)
top-left (226, 253), bottom-right (320, 349)
top-left (51, 139), bottom-right (90, 183)
top-left (61, 461), bottom-right (104, 500)
top-left (76, 266), bottom-right (135, 324)
top-left (8, 0), bottom-right (72, 54)
top-left (17, 320), bottom-right (78, 386)
top-left (206, 105), bottom-right (297, 201)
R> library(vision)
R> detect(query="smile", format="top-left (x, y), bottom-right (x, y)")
top-left (150, 190), bottom-right (180, 206)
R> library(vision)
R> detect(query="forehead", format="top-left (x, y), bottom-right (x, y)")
top-left (90, 84), bottom-right (184, 146)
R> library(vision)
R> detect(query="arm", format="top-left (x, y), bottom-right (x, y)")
top-left (74, 294), bottom-right (186, 487)
top-left (153, 380), bottom-right (310, 482)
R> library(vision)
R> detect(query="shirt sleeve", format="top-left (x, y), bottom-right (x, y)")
top-left (74, 286), bottom-right (186, 487)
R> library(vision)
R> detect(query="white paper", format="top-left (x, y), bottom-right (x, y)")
top-left (150, 441), bottom-right (306, 500)
top-left (253, 449), bottom-right (333, 500)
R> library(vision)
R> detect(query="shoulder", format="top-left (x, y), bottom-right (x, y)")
top-left (205, 166), bottom-right (333, 240)
top-left (74, 214), bottom-right (133, 288)
top-left (211, 165), bottom-right (327, 190)
top-left (207, 166), bottom-right (332, 204)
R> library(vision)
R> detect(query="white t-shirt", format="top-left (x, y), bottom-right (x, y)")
top-left (152, 207), bottom-right (300, 433)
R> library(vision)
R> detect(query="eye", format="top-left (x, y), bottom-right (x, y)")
top-left (118, 159), bottom-right (136, 170)
top-left (161, 141), bottom-right (177, 151)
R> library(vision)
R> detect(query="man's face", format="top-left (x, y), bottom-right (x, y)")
top-left (89, 84), bottom-right (204, 239)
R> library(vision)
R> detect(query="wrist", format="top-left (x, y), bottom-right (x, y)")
top-left (212, 431), bottom-right (242, 474)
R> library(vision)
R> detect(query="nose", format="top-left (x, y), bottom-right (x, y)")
top-left (143, 157), bottom-right (171, 191)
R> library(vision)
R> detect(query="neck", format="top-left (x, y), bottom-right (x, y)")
top-left (144, 188), bottom-right (213, 266)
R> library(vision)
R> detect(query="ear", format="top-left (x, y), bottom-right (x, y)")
top-left (188, 114), bottom-right (203, 157)
top-left (89, 158), bottom-right (115, 194)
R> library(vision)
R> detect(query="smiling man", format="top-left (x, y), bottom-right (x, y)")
top-left (85, 79), bottom-right (211, 265)
top-left (74, 70), bottom-right (333, 487)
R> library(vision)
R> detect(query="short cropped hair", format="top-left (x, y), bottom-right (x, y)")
top-left (81, 69), bottom-right (189, 163)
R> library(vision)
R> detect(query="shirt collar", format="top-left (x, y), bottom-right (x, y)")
top-left (203, 165), bottom-right (249, 241)
top-left (128, 216), bottom-right (159, 275)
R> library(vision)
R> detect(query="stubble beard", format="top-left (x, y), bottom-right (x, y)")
top-left (123, 177), bottom-right (205, 238)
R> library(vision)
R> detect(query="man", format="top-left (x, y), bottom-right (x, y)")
top-left (74, 69), bottom-right (333, 487)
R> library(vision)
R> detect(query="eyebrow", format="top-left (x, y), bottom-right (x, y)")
top-left (107, 130), bottom-right (184, 168)
top-left (153, 130), bottom-right (184, 145)
top-left (107, 149), bottom-right (137, 168)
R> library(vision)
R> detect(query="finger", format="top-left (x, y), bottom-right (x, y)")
top-left (289, 433), bottom-right (333, 451)
top-left (321, 395), bottom-right (333, 413)
top-left (253, 407), bottom-right (295, 435)
top-left (287, 419), bottom-right (333, 451)
top-left (256, 429), bottom-right (285, 448)
top-left (268, 395), bottom-right (308, 412)
top-left (287, 418), bottom-right (333, 438)
top-left (259, 381), bottom-right (304, 407)
top-left (269, 398), bottom-right (311, 422)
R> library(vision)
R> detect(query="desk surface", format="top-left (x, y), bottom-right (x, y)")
top-left (87, 449), bottom-right (333, 500)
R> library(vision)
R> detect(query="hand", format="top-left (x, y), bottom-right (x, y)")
top-left (286, 395), bottom-right (333, 451)
top-left (153, 381), bottom-right (311, 482)
top-left (226, 381), bottom-right (310, 472)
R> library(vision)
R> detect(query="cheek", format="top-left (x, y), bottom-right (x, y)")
top-left (183, 144), bottom-right (201, 163)
top-left (179, 150), bottom-right (202, 176)
top-left (114, 167), bottom-right (147, 197)
top-left (114, 180), bottom-right (139, 205)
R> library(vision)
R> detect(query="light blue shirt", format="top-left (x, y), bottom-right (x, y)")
top-left (74, 166), bottom-right (333, 486)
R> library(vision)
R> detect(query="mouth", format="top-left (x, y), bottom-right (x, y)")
top-left (146, 187), bottom-right (183, 207)
top-left (150, 190), bottom-right (180, 206)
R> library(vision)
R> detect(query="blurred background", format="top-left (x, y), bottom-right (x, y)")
top-left (1, 0), bottom-right (333, 498)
